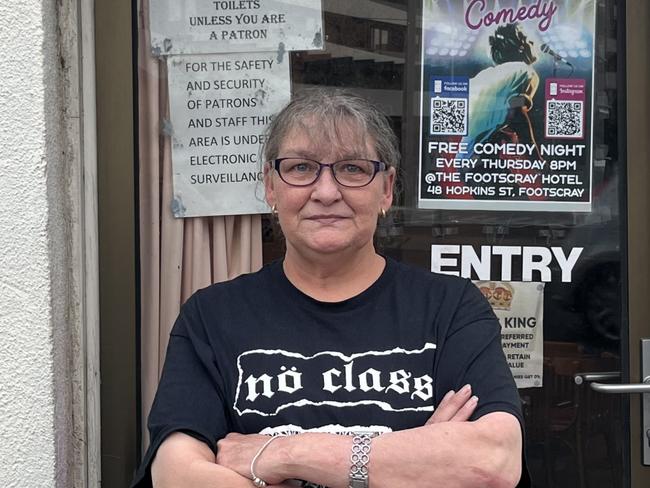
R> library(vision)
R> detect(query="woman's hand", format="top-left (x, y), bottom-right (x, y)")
top-left (426, 384), bottom-right (478, 425)
top-left (216, 433), bottom-right (290, 485)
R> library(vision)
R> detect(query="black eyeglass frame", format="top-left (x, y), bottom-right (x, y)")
top-left (271, 158), bottom-right (389, 188)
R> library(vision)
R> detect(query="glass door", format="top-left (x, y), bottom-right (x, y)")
top-left (131, 0), bottom-right (650, 485)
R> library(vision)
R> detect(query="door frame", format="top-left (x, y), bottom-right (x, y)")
top-left (626, 0), bottom-right (650, 485)
top-left (95, 0), bottom-right (138, 486)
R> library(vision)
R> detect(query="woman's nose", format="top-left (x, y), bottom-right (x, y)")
top-left (311, 166), bottom-right (342, 203)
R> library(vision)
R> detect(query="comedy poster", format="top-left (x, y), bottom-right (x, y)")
top-left (474, 281), bottom-right (544, 388)
top-left (419, 0), bottom-right (596, 212)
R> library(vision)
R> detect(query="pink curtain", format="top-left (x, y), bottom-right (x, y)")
top-left (137, 0), bottom-right (263, 449)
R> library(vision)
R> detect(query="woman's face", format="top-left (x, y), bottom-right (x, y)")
top-left (264, 121), bottom-right (395, 258)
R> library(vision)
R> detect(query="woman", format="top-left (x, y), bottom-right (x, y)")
top-left (133, 89), bottom-right (526, 487)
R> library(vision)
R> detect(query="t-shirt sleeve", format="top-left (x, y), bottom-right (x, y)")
top-left (131, 293), bottom-right (230, 487)
top-left (434, 279), bottom-right (531, 487)
top-left (435, 279), bottom-right (521, 421)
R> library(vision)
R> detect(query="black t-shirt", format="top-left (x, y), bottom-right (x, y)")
top-left (132, 257), bottom-right (530, 487)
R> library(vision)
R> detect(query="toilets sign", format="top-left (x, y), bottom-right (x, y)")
top-left (150, 0), bottom-right (324, 55)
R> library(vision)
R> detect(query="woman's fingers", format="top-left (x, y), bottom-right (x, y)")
top-left (425, 384), bottom-right (477, 425)
top-left (425, 389), bottom-right (457, 424)
top-left (450, 394), bottom-right (479, 421)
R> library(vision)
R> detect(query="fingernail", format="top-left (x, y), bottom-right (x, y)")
top-left (470, 395), bottom-right (479, 404)
top-left (444, 389), bottom-right (455, 399)
top-left (461, 384), bottom-right (471, 394)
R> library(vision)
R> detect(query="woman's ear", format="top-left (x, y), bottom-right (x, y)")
top-left (381, 166), bottom-right (396, 210)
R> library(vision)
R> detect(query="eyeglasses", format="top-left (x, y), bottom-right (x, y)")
top-left (272, 158), bottom-right (388, 188)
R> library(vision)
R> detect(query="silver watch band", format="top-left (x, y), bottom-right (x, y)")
top-left (348, 432), bottom-right (376, 488)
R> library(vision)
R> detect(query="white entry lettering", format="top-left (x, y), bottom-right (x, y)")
top-left (431, 245), bottom-right (584, 283)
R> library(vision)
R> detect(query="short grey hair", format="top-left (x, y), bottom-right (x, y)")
top-left (262, 87), bottom-right (400, 168)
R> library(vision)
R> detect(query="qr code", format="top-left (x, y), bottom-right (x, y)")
top-left (430, 97), bottom-right (467, 135)
top-left (545, 100), bottom-right (583, 138)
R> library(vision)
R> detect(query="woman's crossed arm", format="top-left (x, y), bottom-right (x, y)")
top-left (216, 386), bottom-right (522, 488)
top-left (151, 386), bottom-right (521, 488)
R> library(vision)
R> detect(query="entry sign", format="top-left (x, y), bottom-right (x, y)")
top-left (150, 0), bottom-right (324, 55)
top-left (419, 0), bottom-right (597, 212)
top-left (474, 281), bottom-right (544, 388)
top-left (167, 53), bottom-right (290, 217)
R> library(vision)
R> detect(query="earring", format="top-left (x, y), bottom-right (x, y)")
top-left (271, 204), bottom-right (278, 215)
top-left (380, 208), bottom-right (387, 218)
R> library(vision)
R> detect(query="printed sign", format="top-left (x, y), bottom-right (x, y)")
top-left (167, 53), bottom-right (290, 217)
top-left (419, 0), bottom-right (596, 211)
top-left (150, 0), bottom-right (324, 55)
top-left (474, 281), bottom-right (544, 388)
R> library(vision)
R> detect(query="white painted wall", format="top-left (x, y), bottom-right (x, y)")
top-left (0, 0), bottom-right (90, 486)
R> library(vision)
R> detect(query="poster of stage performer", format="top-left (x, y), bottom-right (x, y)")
top-left (419, 0), bottom-right (596, 212)
top-left (474, 280), bottom-right (544, 388)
